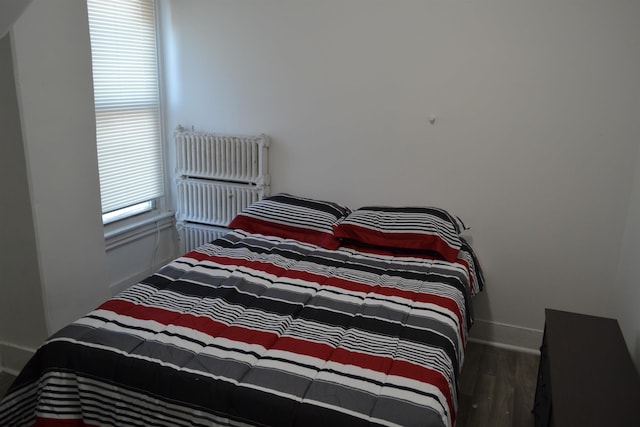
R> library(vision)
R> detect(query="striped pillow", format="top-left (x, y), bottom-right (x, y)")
top-left (228, 193), bottom-right (350, 249)
top-left (333, 206), bottom-right (465, 262)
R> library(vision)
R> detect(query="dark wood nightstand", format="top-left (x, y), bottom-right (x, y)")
top-left (533, 309), bottom-right (640, 426)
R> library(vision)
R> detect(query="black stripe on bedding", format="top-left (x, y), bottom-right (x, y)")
top-left (268, 193), bottom-right (350, 218)
top-left (7, 370), bottom-right (238, 427)
top-left (229, 384), bottom-right (378, 427)
top-left (460, 236), bottom-right (485, 291)
top-left (357, 206), bottom-right (464, 233)
top-left (31, 342), bottom-right (238, 418)
top-left (8, 341), bottom-right (385, 427)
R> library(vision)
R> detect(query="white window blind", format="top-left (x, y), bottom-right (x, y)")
top-left (87, 0), bottom-right (164, 216)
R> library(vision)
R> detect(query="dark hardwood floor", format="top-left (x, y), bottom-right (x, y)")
top-left (457, 341), bottom-right (539, 427)
top-left (0, 342), bottom-right (539, 426)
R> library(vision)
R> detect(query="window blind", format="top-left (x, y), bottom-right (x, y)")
top-left (87, 0), bottom-right (164, 215)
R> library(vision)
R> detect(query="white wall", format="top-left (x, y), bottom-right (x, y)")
top-left (614, 146), bottom-right (640, 371)
top-left (0, 31), bottom-right (47, 372)
top-left (0, 0), bottom-right (32, 38)
top-left (160, 0), bottom-right (640, 349)
top-left (105, 216), bottom-right (178, 296)
top-left (11, 0), bottom-right (110, 335)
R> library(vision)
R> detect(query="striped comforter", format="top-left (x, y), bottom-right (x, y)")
top-left (0, 230), bottom-right (483, 427)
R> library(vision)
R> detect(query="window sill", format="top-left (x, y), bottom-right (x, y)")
top-left (104, 211), bottom-right (175, 251)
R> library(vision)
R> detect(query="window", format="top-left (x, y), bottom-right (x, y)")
top-left (87, 0), bottom-right (164, 225)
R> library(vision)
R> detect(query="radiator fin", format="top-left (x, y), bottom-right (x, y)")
top-left (175, 127), bottom-right (269, 185)
top-left (176, 179), bottom-right (264, 226)
top-left (177, 223), bottom-right (229, 253)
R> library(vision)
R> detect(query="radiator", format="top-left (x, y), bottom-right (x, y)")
top-left (176, 178), bottom-right (265, 226)
top-left (175, 125), bottom-right (270, 185)
top-left (174, 125), bottom-right (270, 252)
top-left (177, 223), bottom-right (229, 254)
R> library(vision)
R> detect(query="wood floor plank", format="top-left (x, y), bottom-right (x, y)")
top-left (489, 349), bottom-right (517, 427)
top-left (456, 392), bottom-right (473, 427)
top-left (512, 351), bottom-right (539, 427)
top-left (479, 344), bottom-right (501, 376)
top-left (458, 342), bottom-right (539, 427)
top-left (466, 372), bottom-right (497, 427)
top-left (460, 340), bottom-right (483, 395)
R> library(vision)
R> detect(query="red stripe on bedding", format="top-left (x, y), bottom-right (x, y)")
top-left (229, 216), bottom-right (341, 250)
top-left (270, 337), bottom-right (452, 400)
top-left (271, 336), bottom-right (335, 360)
top-left (99, 299), bottom-right (282, 348)
top-left (171, 311), bottom-right (228, 336)
top-left (389, 359), bottom-right (456, 425)
top-left (97, 299), bottom-right (453, 394)
top-left (182, 250), bottom-right (215, 262)
top-left (281, 269), bottom-right (329, 284)
top-left (99, 299), bottom-right (183, 324)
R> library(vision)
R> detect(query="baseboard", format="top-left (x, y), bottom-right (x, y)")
top-left (469, 318), bottom-right (543, 355)
top-left (0, 342), bottom-right (36, 375)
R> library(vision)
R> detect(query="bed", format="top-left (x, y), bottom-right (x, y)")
top-left (0, 193), bottom-right (483, 427)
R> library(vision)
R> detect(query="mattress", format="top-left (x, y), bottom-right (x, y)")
top-left (0, 229), bottom-right (483, 427)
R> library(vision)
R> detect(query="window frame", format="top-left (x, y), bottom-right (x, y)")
top-left (87, 0), bottom-right (170, 235)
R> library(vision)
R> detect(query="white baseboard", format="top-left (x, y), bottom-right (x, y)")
top-left (0, 342), bottom-right (36, 375)
top-left (469, 318), bottom-right (543, 355)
